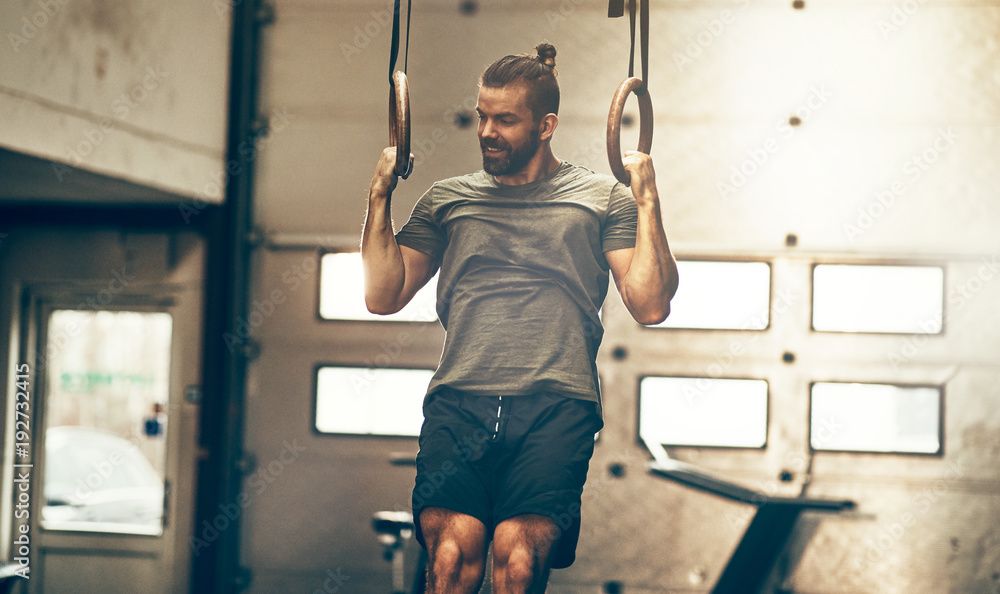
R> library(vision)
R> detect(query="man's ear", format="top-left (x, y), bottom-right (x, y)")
top-left (539, 113), bottom-right (559, 141)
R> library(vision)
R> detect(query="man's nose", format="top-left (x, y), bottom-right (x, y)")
top-left (480, 119), bottom-right (498, 139)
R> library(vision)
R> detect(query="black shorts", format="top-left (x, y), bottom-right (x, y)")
top-left (412, 386), bottom-right (603, 570)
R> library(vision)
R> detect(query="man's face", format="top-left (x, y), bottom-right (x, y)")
top-left (477, 84), bottom-right (541, 176)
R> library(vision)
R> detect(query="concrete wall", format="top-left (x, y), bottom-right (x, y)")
top-left (0, 0), bottom-right (231, 202)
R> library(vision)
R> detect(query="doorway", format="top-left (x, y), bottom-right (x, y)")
top-left (1, 229), bottom-right (204, 594)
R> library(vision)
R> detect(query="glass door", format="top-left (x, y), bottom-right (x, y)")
top-left (40, 309), bottom-right (174, 536)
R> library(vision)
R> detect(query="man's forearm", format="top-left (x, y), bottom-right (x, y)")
top-left (361, 189), bottom-right (406, 314)
top-left (622, 198), bottom-right (678, 325)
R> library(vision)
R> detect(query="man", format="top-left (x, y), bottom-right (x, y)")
top-left (361, 43), bottom-right (678, 593)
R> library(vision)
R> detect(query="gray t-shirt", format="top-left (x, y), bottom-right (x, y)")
top-left (395, 161), bottom-right (637, 403)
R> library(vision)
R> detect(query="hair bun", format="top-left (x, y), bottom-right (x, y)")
top-left (535, 43), bottom-right (556, 68)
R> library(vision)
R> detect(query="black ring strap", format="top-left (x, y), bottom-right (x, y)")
top-left (389, 0), bottom-right (411, 82)
top-left (609, 0), bottom-right (649, 95)
top-left (389, 0), bottom-right (413, 179)
top-left (607, 0), bottom-right (653, 185)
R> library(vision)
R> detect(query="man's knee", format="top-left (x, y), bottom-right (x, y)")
top-left (494, 515), bottom-right (557, 565)
top-left (420, 508), bottom-right (487, 565)
top-left (502, 544), bottom-right (543, 585)
top-left (430, 538), bottom-right (466, 575)
top-left (420, 509), bottom-right (488, 593)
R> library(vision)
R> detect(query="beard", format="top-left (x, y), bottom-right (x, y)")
top-left (481, 127), bottom-right (541, 176)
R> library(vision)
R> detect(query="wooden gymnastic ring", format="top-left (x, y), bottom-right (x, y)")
top-left (607, 77), bottom-right (653, 186)
top-left (389, 71), bottom-right (412, 179)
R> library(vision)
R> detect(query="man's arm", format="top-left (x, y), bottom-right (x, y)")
top-left (361, 147), bottom-right (436, 315)
top-left (605, 151), bottom-right (679, 326)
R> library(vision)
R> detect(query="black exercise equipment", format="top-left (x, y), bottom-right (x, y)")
top-left (373, 453), bottom-right (427, 593)
top-left (645, 441), bottom-right (856, 594)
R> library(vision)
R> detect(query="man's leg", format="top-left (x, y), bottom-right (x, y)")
top-left (492, 393), bottom-right (602, 577)
top-left (491, 514), bottom-right (558, 594)
top-left (420, 507), bottom-right (489, 594)
top-left (413, 388), bottom-right (495, 591)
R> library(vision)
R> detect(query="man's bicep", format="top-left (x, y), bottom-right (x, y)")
top-left (605, 247), bottom-right (635, 293)
top-left (399, 245), bottom-right (439, 305)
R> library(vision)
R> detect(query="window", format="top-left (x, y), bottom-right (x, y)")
top-left (318, 252), bottom-right (438, 322)
top-left (314, 366), bottom-right (433, 436)
top-left (42, 310), bottom-right (172, 535)
top-left (812, 264), bottom-right (944, 334)
top-left (653, 261), bottom-right (771, 330)
top-left (639, 377), bottom-right (769, 448)
top-left (810, 382), bottom-right (941, 454)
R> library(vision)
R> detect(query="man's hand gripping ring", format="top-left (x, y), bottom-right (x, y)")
top-left (606, 77), bottom-right (653, 186)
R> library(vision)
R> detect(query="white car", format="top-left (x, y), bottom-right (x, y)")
top-left (43, 426), bottom-right (164, 535)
